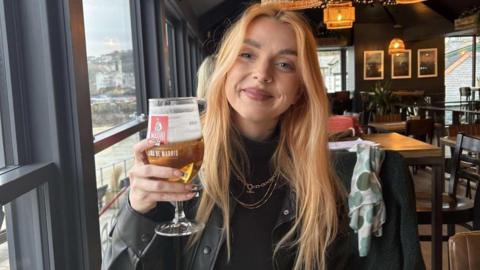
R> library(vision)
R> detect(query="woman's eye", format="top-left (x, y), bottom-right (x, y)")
top-left (239, 52), bottom-right (253, 59)
top-left (277, 62), bottom-right (295, 72)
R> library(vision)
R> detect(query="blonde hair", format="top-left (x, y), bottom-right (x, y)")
top-left (195, 4), bottom-right (342, 270)
top-left (195, 55), bottom-right (216, 99)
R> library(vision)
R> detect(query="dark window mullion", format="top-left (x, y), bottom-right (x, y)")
top-left (341, 48), bottom-right (347, 91)
top-left (93, 118), bottom-right (147, 154)
top-left (473, 36), bottom-right (477, 87)
top-left (130, 0), bottom-right (147, 116)
top-left (0, 163), bottom-right (54, 205)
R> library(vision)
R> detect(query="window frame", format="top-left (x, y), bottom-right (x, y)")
top-left (444, 35), bottom-right (478, 104)
top-left (1, 0), bottom-right (206, 269)
top-left (317, 48), bottom-right (349, 92)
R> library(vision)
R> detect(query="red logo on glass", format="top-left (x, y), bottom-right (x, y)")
top-left (149, 115), bottom-right (168, 144)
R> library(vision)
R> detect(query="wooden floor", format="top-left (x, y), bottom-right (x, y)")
top-left (413, 169), bottom-right (473, 270)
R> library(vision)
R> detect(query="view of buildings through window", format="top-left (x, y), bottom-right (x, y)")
top-left (83, 0), bottom-right (137, 135)
top-left (477, 36), bottom-right (480, 89)
top-left (317, 49), bottom-right (354, 93)
top-left (445, 36), bottom-right (478, 103)
top-left (318, 50), bottom-right (342, 93)
top-left (83, 0), bottom-right (139, 251)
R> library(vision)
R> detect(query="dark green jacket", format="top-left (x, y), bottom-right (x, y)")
top-left (102, 151), bottom-right (425, 270)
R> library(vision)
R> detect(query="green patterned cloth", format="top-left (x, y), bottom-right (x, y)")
top-left (348, 144), bottom-right (386, 257)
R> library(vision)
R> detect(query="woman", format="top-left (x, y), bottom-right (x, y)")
top-left (102, 3), bottom-right (423, 270)
top-left (196, 54), bottom-right (216, 99)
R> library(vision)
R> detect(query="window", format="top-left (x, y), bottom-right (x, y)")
top-left (0, 117), bottom-right (4, 169)
top-left (96, 132), bottom-right (140, 253)
top-left (445, 36), bottom-right (476, 103)
top-left (83, 0), bottom-right (138, 135)
top-left (165, 19), bottom-right (178, 97)
top-left (0, 205), bottom-right (9, 269)
top-left (477, 36), bottom-right (480, 87)
top-left (318, 50), bottom-right (342, 93)
top-left (317, 48), bottom-right (354, 93)
top-left (82, 0), bottom-right (146, 255)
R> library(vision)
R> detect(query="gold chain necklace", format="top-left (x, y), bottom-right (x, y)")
top-left (238, 174), bottom-right (277, 194)
top-left (232, 176), bottom-right (278, 209)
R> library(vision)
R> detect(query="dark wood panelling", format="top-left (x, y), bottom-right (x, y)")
top-left (354, 23), bottom-right (445, 101)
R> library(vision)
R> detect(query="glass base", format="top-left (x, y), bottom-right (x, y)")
top-left (155, 220), bottom-right (205, 237)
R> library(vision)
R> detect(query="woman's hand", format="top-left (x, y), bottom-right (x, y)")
top-left (128, 139), bottom-right (196, 214)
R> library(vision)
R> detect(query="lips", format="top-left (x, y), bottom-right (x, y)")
top-left (241, 88), bottom-right (273, 101)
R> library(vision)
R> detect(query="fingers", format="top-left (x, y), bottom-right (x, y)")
top-left (131, 176), bottom-right (193, 194)
top-left (133, 139), bottom-right (155, 163)
top-left (130, 164), bottom-right (183, 179)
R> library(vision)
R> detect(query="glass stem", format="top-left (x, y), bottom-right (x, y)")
top-left (173, 201), bottom-right (187, 223)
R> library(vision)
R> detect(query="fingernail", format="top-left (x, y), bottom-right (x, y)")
top-left (194, 192), bottom-right (200, 198)
top-left (174, 170), bottom-right (185, 177)
top-left (185, 184), bottom-right (193, 191)
top-left (147, 139), bottom-right (156, 145)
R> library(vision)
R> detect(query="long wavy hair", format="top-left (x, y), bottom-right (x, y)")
top-left (195, 4), bottom-right (343, 270)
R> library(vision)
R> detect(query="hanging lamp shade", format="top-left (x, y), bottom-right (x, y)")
top-left (388, 38), bottom-right (406, 54)
top-left (260, 0), bottom-right (323, 10)
top-left (395, 0), bottom-right (426, 4)
top-left (323, 2), bottom-right (355, 30)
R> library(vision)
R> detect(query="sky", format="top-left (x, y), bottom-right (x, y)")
top-left (83, 0), bottom-right (134, 57)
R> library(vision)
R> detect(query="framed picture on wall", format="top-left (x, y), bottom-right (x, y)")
top-left (364, 50), bottom-right (384, 80)
top-left (418, 48), bottom-right (438, 78)
top-left (391, 49), bottom-right (411, 79)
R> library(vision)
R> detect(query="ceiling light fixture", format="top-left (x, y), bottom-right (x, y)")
top-left (323, 1), bottom-right (355, 30)
top-left (395, 0), bottom-right (426, 4)
top-left (260, 0), bottom-right (324, 10)
top-left (388, 38), bottom-right (406, 54)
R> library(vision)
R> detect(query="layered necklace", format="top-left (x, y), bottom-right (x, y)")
top-left (232, 171), bottom-right (279, 209)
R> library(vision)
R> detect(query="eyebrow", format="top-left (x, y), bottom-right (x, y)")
top-left (244, 38), bottom-right (298, 56)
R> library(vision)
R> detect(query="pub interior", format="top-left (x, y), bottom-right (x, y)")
top-left (0, 0), bottom-right (480, 270)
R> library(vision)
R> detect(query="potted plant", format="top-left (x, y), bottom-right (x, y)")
top-left (367, 81), bottom-right (396, 116)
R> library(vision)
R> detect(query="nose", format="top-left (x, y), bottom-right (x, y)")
top-left (252, 58), bottom-right (273, 84)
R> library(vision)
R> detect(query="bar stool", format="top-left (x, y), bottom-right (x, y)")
top-left (460, 87), bottom-right (472, 122)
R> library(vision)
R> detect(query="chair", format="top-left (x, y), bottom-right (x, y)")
top-left (460, 87), bottom-right (473, 104)
top-left (406, 118), bottom-right (435, 173)
top-left (332, 151), bottom-right (425, 269)
top-left (446, 124), bottom-right (480, 196)
top-left (417, 133), bottom-right (479, 240)
top-left (448, 231), bottom-right (480, 270)
top-left (330, 91), bottom-right (351, 115)
top-left (373, 114), bottom-right (402, 123)
top-left (406, 118), bottom-right (434, 144)
top-left (448, 123), bottom-right (480, 137)
top-left (327, 115), bottom-right (359, 141)
top-left (460, 87), bottom-right (473, 121)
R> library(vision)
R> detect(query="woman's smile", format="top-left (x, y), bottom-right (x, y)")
top-left (241, 87), bottom-right (274, 102)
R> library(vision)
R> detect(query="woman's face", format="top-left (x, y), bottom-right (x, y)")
top-left (225, 16), bottom-right (301, 130)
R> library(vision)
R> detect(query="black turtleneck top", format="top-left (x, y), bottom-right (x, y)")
top-left (213, 134), bottom-right (287, 270)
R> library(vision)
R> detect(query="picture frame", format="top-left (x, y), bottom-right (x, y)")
top-left (391, 49), bottom-right (411, 79)
top-left (364, 50), bottom-right (384, 80)
top-left (418, 48), bottom-right (438, 78)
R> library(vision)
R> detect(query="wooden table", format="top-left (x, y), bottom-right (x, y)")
top-left (368, 121), bottom-right (406, 133)
top-left (362, 133), bottom-right (444, 270)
